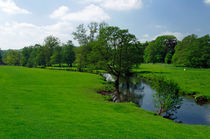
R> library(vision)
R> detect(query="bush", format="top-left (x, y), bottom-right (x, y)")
top-left (152, 76), bottom-right (182, 116)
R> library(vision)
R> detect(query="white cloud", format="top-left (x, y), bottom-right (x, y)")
top-left (0, 0), bottom-right (30, 14)
top-left (0, 22), bottom-right (74, 49)
top-left (204, 0), bottom-right (210, 4)
top-left (80, 0), bottom-right (143, 11)
top-left (50, 6), bottom-right (69, 19)
top-left (50, 4), bottom-right (110, 22)
top-left (103, 0), bottom-right (142, 11)
top-left (154, 31), bottom-right (186, 40)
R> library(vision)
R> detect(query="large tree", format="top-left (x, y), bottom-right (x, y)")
top-left (50, 46), bottom-right (62, 66)
top-left (144, 35), bottom-right (177, 63)
top-left (73, 22), bottom-right (108, 46)
top-left (0, 49), bottom-right (3, 65)
top-left (27, 45), bottom-right (39, 67)
top-left (93, 26), bottom-right (142, 100)
top-left (20, 46), bottom-right (33, 66)
top-left (72, 22), bottom-right (108, 69)
top-left (172, 34), bottom-right (210, 68)
top-left (62, 40), bottom-right (76, 67)
top-left (36, 44), bottom-right (47, 67)
top-left (4, 50), bottom-right (20, 65)
top-left (43, 36), bottom-right (60, 66)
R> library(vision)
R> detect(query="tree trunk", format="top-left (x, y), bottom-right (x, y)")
top-left (115, 76), bottom-right (121, 102)
top-left (126, 77), bottom-right (130, 90)
top-left (126, 77), bottom-right (130, 100)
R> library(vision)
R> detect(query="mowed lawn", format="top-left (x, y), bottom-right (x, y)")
top-left (0, 66), bottom-right (209, 138)
top-left (136, 64), bottom-right (210, 98)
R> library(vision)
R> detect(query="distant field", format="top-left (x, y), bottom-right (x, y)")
top-left (0, 66), bottom-right (209, 138)
top-left (135, 64), bottom-right (210, 98)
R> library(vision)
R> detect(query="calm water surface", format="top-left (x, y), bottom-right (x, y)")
top-left (103, 74), bottom-right (210, 126)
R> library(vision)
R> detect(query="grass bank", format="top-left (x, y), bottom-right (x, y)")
top-left (135, 64), bottom-right (210, 99)
top-left (0, 66), bottom-right (209, 138)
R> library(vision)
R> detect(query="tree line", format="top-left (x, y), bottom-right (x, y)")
top-left (0, 36), bottom-right (75, 68)
top-left (144, 34), bottom-right (210, 68)
top-left (0, 22), bottom-right (209, 70)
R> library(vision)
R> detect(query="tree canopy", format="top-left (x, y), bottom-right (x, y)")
top-left (144, 35), bottom-right (177, 64)
top-left (0, 23), bottom-right (209, 70)
top-left (0, 49), bottom-right (3, 65)
top-left (172, 34), bottom-right (210, 68)
top-left (91, 26), bottom-right (143, 99)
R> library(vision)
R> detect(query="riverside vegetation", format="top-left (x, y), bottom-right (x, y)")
top-left (135, 64), bottom-right (210, 100)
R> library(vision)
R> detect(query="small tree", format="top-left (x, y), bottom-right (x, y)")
top-left (152, 76), bottom-right (182, 117)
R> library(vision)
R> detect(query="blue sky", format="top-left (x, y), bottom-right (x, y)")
top-left (0, 0), bottom-right (210, 49)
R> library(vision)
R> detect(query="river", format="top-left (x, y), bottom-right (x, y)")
top-left (103, 74), bottom-right (210, 126)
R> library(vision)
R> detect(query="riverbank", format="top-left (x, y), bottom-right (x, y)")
top-left (43, 64), bottom-right (210, 103)
top-left (134, 64), bottom-right (210, 101)
top-left (101, 73), bottom-right (210, 125)
top-left (0, 66), bottom-right (209, 138)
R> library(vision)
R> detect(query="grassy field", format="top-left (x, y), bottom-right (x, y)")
top-left (136, 64), bottom-right (210, 98)
top-left (0, 66), bottom-right (209, 138)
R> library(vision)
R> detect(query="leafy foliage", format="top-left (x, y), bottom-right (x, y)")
top-left (144, 35), bottom-right (177, 63)
top-left (3, 50), bottom-right (20, 65)
top-left (0, 49), bottom-right (3, 64)
top-left (72, 22), bottom-right (108, 70)
top-left (62, 41), bottom-right (76, 67)
top-left (2, 36), bottom-right (76, 68)
top-left (50, 46), bottom-right (62, 66)
top-left (0, 23), bottom-right (209, 70)
top-left (91, 26), bottom-right (143, 99)
top-left (152, 76), bottom-right (182, 116)
top-left (173, 34), bottom-right (210, 68)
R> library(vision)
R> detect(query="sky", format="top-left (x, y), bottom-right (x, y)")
top-left (0, 0), bottom-right (210, 50)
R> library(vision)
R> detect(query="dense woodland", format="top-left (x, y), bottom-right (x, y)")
top-left (0, 22), bottom-right (210, 69)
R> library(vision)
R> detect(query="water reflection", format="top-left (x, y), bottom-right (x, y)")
top-left (119, 77), bottom-right (210, 126)
top-left (102, 74), bottom-right (210, 126)
top-left (119, 79), bottom-right (145, 105)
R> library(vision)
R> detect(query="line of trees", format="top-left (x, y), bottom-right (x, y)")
top-left (0, 36), bottom-right (75, 68)
top-left (0, 23), bottom-right (209, 70)
top-left (144, 34), bottom-right (210, 68)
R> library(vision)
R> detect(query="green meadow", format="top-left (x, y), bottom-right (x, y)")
top-left (0, 66), bottom-right (209, 138)
top-left (136, 64), bottom-right (210, 98)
